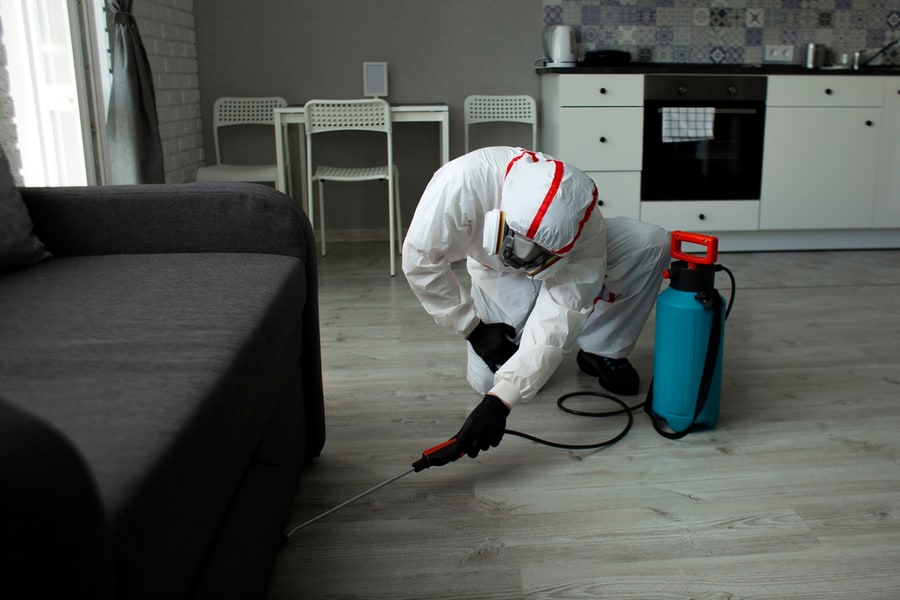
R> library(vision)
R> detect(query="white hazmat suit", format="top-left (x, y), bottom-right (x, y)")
top-left (402, 147), bottom-right (668, 408)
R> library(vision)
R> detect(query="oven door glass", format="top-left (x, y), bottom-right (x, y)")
top-left (641, 102), bottom-right (765, 201)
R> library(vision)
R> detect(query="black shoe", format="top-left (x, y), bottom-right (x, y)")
top-left (577, 350), bottom-right (640, 395)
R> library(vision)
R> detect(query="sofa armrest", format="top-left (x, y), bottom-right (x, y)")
top-left (0, 398), bottom-right (113, 599)
top-left (21, 183), bottom-right (311, 259)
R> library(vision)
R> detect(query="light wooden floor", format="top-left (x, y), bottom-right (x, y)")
top-left (267, 243), bottom-right (900, 599)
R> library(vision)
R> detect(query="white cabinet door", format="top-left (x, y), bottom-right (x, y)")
top-left (875, 80), bottom-right (900, 227)
top-left (586, 171), bottom-right (641, 220)
top-left (760, 107), bottom-right (880, 229)
top-left (557, 107), bottom-right (643, 171)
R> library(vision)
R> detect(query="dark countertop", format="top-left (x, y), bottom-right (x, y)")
top-left (535, 63), bottom-right (900, 76)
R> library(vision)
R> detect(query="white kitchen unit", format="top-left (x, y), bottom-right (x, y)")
top-left (540, 70), bottom-right (900, 250)
top-left (541, 74), bottom-right (642, 219)
top-left (760, 76), bottom-right (883, 230)
top-left (875, 79), bottom-right (900, 227)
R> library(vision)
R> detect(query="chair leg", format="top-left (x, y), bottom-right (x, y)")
top-left (318, 180), bottom-right (326, 257)
top-left (394, 166), bottom-right (402, 255)
top-left (388, 179), bottom-right (396, 277)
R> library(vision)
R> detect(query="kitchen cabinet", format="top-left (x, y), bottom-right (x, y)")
top-left (875, 80), bottom-right (900, 227)
top-left (541, 74), bottom-right (643, 219)
top-left (760, 76), bottom-right (883, 230)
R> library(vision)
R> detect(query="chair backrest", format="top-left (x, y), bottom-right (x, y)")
top-left (464, 94), bottom-right (538, 152)
top-left (211, 96), bottom-right (287, 164)
top-left (304, 98), bottom-right (392, 136)
top-left (303, 98), bottom-right (394, 173)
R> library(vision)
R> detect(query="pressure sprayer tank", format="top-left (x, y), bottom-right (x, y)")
top-left (650, 231), bottom-right (726, 435)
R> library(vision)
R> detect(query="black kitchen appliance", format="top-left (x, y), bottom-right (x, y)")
top-left (641, 75), bottom-right (767, 201)
top-left (579, 49), bottom-right (632, 67)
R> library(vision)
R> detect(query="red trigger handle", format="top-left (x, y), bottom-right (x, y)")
top-left (412, 438), bottom-right (464, 472)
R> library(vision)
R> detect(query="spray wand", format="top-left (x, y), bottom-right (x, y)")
top-left (283, 439), bottom-right (464, 539)
top-left (284, 393), bottom-right (636, 540)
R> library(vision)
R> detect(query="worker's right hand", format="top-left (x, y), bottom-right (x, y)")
top-left (454, 395), bottom-right (510, 458)
top-left (466, 320), bottom-right (518, 372)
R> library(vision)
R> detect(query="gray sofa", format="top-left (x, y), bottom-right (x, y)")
top-left (0, 170), bottom-right (325, 599)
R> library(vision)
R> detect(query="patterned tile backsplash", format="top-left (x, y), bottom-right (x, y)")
top-left (543, 0), bottom-right (900, 65)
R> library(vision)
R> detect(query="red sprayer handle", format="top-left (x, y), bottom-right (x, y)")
top-left (412, 438), bottom-right (464, 472)
top-left (671, 231), bottom-right (718, 265)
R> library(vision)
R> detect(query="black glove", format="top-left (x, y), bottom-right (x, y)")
top-left (466, 320), bottom-right (518, 372)
top-left (454, 395), bottom-right (510, 458)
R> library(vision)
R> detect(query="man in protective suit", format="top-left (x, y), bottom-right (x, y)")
top-left (402, 147), bottom-right (668, 460)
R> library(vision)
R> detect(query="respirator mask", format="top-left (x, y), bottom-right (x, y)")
top-left (483, 209), bottom-right (567, 279)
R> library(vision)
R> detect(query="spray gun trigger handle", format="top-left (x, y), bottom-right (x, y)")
top-left (412, 438), bottom-right (463, 472)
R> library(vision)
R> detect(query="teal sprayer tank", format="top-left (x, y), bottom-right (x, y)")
top-left (646, 231), bottom-right (730, 439)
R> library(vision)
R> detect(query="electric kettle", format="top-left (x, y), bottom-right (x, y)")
top-left (542, 25), bottom-right (576, 67)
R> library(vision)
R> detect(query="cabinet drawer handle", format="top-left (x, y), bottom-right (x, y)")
top-left (599, 87), bottom-right (608, 95)
top-left (865, 120), bottom-right (874, 127)
top-left (825, 88), bottom-right (834, 95)
top-left (698, 214), bottom-right (706, 220)
top-left (599, 136), bottom-right (608, 143)
top-left (598, 199), bottom-right (605, 206)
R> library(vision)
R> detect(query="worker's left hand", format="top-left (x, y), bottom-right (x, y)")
top-left (454, 394), bottom-right (510, 458)
top-left (466, 320), bottom-right (518, 372)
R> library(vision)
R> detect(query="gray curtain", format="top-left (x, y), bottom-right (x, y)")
top-left (106, 0), bottom-right (164, 184)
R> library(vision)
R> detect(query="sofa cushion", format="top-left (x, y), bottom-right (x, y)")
top-left (0, 145), bottom-right (50, 272)
top-left (0, 251), bottom-right (307, 599)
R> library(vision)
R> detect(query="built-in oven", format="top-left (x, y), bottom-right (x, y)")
top-left (641, 75), bottom-right (767, 201)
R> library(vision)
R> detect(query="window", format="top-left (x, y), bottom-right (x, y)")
top-left (0, 0), bottom-right (110, 185)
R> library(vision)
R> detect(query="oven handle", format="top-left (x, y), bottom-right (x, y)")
top-left (656, 107), bottom-right (759, 115)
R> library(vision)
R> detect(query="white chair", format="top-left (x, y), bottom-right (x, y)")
top-left (464, 94), bottom-right (538, 153)
top-left (304, 98), bottom-right (401, 276)
top-left (195, 96), bottom-right (287, 185)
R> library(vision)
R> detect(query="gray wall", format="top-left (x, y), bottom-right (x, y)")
top-left (194, 0), bottom-right (544, 235)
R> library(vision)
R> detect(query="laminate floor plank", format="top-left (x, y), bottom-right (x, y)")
top-left (267, 245), bottom-right (900, 599)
